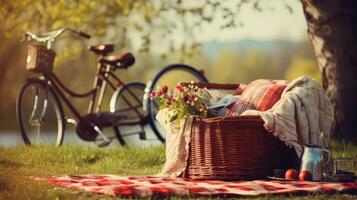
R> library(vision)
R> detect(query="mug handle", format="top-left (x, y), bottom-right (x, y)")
top-left (323, 149), bottom-right (331, 167)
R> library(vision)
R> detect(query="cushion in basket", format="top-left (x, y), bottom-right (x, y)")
top-left (229, 79), bottom-right (288, 115)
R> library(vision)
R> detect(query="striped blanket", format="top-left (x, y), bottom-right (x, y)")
top-left (229, 79), bottom-right (288, 115)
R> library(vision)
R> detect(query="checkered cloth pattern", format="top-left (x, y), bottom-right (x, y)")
top-left (32, 175), bottom-right (357, 198)
top-left (229, 79), bottom-right (288, 116)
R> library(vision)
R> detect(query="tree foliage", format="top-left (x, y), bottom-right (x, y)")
top-left (0, 0), bottom-right (297, 53)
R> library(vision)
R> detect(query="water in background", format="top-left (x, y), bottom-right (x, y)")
top-left (0, 124), bottom-right (162, 148)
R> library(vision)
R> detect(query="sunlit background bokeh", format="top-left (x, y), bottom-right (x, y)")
top-left (0, 0), bottom-right (320, 146)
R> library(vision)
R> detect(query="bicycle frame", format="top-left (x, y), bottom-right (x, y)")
top-left (24, 27), bottom-right (146, 127)
top-left (40, 60), bottom-right (145, 125)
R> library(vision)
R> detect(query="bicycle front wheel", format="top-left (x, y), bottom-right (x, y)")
top-left (146, 64), bottom-right (208, 143)
top-left (16, 79), bottom-right (65, 146)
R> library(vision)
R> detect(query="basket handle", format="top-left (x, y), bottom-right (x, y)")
top-left (181, 82), bottom-right (240, 90)
top-left (195, 115), bottom-right (263, 123)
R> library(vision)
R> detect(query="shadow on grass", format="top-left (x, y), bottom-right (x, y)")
top-left (80, 153), bottom-right (106, 164)
top-left (0, 158), bottom-right (22, 168)
top-left (0, 179), bottom-right (9, 192)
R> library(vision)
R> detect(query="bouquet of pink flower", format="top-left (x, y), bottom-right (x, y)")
top-left (150, 82), bottom-right (209, 123)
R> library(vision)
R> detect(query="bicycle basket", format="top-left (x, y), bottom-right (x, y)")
top-left (26, 44), bottom-right (56, 73)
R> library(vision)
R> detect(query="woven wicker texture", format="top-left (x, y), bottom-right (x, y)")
top-left (26, 44), bottom-right (56, 73)
top-left (182, 83), bottom-right (298, 180)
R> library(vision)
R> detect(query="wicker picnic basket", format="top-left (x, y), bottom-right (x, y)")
top-left (181, 82), bottom-right (299, 180)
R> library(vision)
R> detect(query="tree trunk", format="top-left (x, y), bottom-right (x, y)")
top-left (301, 0), bottom-right (357, 143)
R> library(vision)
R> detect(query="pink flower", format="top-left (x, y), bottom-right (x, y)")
top-left (151, 82), bottom-right (207, 120)
top-left (186, 94), bottom-right (196, 101)
top-left (175, 84), bottom-right (184, 93)
top-left (162, 85), bottom-right (168, 93)
top-left (166, 99), bottom-right (172, 106)
top-left (149, 92), bottom-right (156, 98)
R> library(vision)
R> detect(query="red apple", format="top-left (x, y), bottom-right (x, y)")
top-left (299, 170), bottom-right (313, 181)
top-left (285, 169), bottom-right (299, 180)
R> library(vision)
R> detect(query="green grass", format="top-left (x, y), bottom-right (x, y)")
top-left (0, 142), bottom-right (356, 199)
top-left (0, 145), bottom-right (165, 199)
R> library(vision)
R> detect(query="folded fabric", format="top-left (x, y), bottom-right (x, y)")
top-left (209, 95), bottom-right (239, 109)
top-left (203, 88), bottom-right (230, 106)
top-left (208, 95), bottom-right (239, 117)
top-left (241, 76), bottom-right (334, 156)
top-left (33, 174), bottom-right (357, 198)
top-left (156, 109), bottom-right (193, 177)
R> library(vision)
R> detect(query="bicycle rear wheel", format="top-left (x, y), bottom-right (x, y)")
top-left (110, 82), bottom-right (149, 146)
top-left (145, 64), bottom-right (208, 143)
top-left (16, 79), bottom-right (65, 146)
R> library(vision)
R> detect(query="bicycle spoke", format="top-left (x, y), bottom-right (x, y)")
top-left (28, 86), bottom-right (40, 123)
top-left (39, 95), bottom-right (49, 123)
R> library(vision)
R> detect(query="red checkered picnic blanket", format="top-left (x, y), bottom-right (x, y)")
top-left (33, 175), bottom-right (357, 198)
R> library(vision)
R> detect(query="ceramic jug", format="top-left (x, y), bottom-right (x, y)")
top-left (300, 144), bottom-right (331, 181)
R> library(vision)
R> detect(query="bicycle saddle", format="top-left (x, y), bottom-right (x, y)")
top-left (89, 44), bottom-right (114, 55)
top-left (99, 52), bottom-right (135, 69)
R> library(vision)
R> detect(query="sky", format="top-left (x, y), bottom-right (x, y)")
top-left (196, 0), bottom-right (308, 42)
top-left (130, 0), bottom-right (308, 52)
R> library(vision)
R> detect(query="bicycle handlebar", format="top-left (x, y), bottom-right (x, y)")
top-left (75, 30), bottom-right (91, 39)
top-left (25, 27), bottom-right (91, 48)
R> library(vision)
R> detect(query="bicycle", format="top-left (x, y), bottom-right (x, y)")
top-left (16, 27), bottom-right (208, 147)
